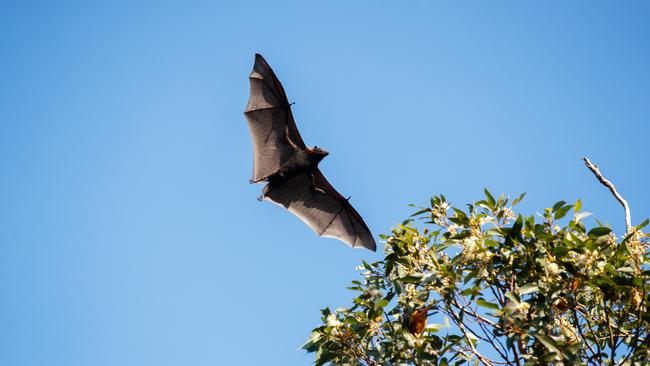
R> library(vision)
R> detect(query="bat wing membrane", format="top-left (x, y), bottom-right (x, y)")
top-left (245, 107), bottom-right (295, 182)
top-left (264, 173), bottom-right (376, 251)
top-left (313, 170), bottom-right (376, 250)
top-left (245, 54), bottom-right (307, 182)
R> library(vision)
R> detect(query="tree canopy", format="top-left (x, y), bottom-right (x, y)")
top-left (303, 190), bottom-right (649, 366)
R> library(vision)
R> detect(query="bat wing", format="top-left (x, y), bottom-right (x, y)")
top-left (244, 54), bottom-right (307, 182)
top-left (264, 173), bottom-right (376, 251)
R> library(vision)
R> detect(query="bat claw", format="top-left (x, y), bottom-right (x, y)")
top-left (249, 179), bottom-right (255, 184)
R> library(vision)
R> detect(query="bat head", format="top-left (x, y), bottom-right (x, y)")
top-left (306, 146), bottom-right (329, 163)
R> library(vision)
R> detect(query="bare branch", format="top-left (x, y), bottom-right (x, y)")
top-left (447, 306), bottom-right (495, 366)
top-left (571, 307), bottom-right (597, 358)
top-left (582, 157), bottom-right (632, 232)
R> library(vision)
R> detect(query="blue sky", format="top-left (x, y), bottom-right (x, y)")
top-left (1, 1), bottom-right (649, 365)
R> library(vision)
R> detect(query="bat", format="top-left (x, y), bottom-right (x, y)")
top-left (404, 308), bottom-right (429, 335)
top-left (244, 54), bottom-right (376, 251)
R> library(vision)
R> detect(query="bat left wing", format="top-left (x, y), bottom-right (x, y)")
top-left (264, 173), bottom-right (376, 251)
top-left (245, 54), bottom-right (304, 182)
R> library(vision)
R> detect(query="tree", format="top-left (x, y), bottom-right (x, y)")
top-left (303, 161), bottom-right (649, 366)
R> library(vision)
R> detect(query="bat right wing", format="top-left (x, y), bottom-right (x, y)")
top-left (244, 54), bottom-right (307, 182)
top-left (264, 173), bottom-right (376, 251)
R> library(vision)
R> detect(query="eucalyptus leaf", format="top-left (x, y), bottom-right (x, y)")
top-left (477, 298), bottom-right (500, 310)
top-left (519, 283), bottom-right (539, 295)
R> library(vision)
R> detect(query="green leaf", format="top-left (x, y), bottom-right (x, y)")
top-left (636, 218), bottom-right (649, 230)
top-left (427, 317), bottom-right (450, 332)
top-left (401, 273), bottom-right (424, 283)
top-left (552, 201), bottom-right (567, 211)
top-left (505, 291), bottom-right (520, 303)
top-left (463, 268), bottom-right (480, 284)
top-left (554, 204), bottom-right (573, 220)
top-left (484, 188), bottom-right (496, 208)
top-left (411, 208), bottom-right (430, 217)
top-left (497, 193), bottom-right (506, 207)
top-left (362, 260), bottom-right (372, 270)
top-left (535, 334), bottom-right (560, 354)
top-left (374, 299), bottom-right (389, 310)
top-left (588, 227), bottom-right (612, 237)
top-left (553, 245), bottom-right (569, 257)
top-left (519, 283), bottom-right (539, 295)
top-left (300, 330), bottom-right (323, 351)
top-left (511, 192), bottom-right (526, 206)
top-left (616, 266), bottom-right (635, 273)
top-left (320, 308), bottom-right (332, 318)
top-left (574, 211), bottom-right (592, 223)
top-left (449, 217), bottom-right (469, 226)
top-left (476, 298), bottom-right (499, 310)
top-left (314, 346), bottom-right (335, 366)
top-left (574, 199), bottom-right (582, 213)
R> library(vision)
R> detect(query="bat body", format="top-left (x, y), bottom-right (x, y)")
top-left (404, 308), bottom-right (429, 335)
top-left (244, 54), bottom-right (376, 251)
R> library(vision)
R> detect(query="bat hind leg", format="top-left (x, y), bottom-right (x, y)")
top-left (257, 183), bottom-right (273, 201)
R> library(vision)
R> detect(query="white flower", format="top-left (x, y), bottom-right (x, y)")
top-left (326, 314), bottom-right (341, 327)
top-left (463, 237), bottom-right (478, 257)
top-left (515, 301), bottom-right (530, 313)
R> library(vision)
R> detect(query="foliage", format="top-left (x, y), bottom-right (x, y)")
top-left (303, 191), bottom-right (650, 366)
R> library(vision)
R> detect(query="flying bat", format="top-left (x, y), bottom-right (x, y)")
top-left (244, 54), bottom-right (376, 251)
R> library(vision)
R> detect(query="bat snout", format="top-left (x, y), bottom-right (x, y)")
top-left (317, 149), bottom-right (329, 161)
top-left (309, 146), bottom-right (329, 159)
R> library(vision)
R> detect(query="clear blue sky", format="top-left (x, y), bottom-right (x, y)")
top-left (1, 1), bottom-right (649, 365)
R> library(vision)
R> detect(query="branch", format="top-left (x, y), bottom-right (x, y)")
top-left (603, 300), bottom-right (617, 364)
top-left (618, 287), bottom-right (646, 366)
top-left (382, 309), bottom-right (396, 335)
top-left (577, 304), bottom-right (603, 364)
top-left (571, 307), bottom-right (597, 359)
top-left (350, 340), bottom-right (382, 366)
top-left (447, 306), bottom-right (494, 366)
top-left (582, 157), bottom-right (632, 232)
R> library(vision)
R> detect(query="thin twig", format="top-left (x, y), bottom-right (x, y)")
top-left (572, 307), bottom-right (597, 358)
top-left (453, 314), bottom-right (494, 366)
top-left (582, 157), bottom-right (632, 232)
top-left (453, 297), bottom-right (512, 362)
top-left (382, 309), bottom-right (396, 335)
top-left (618, 287), bottom-right (646, 366)
top-left (577, 304), bottom-right (603, 364)
top-left (603, 300), bottom-right (617, 364)
top-left (446, 301), bottom-right (494, 366)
